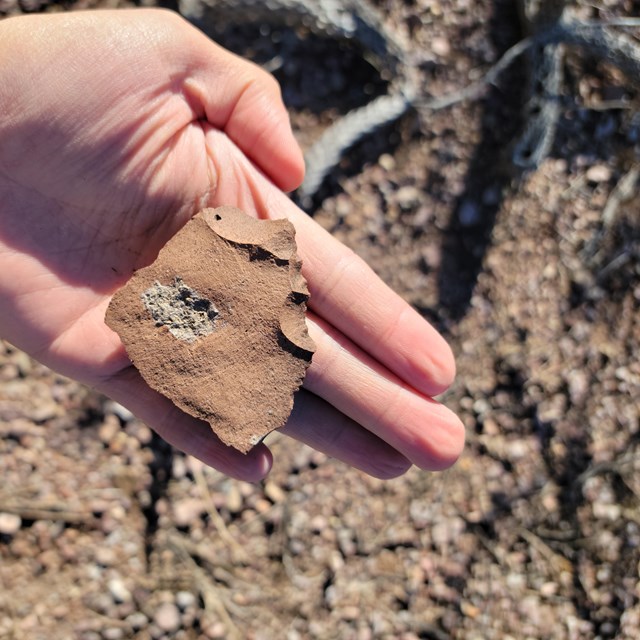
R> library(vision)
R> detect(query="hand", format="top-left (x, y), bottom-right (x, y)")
top-left (0, 9), bottom-right (464, 481)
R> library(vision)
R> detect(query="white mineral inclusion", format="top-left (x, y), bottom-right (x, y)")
top-left (141, 277), bottom-right (219, 343)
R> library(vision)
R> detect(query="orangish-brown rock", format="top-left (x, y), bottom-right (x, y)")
top-left (105, 207), bottom-right (315, 453)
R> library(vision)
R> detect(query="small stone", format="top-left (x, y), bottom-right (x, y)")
top-left (14, 351), bottom-right (32, 377)
top-left (108, 578), bottom-right (132, 604)
top-left (153, 603), bottom-right (181, 634)
top-left (52, 604), bottom-right (69, 619)
top-left (225, 485), bottom-right (243, 514)
top-left (175, 591), bottom-right (197, 611)
top-left (395, 186), bottom-right (422, 211)
top-left (378, 153), bottom-right (395, 171)
top-left (568, 369), bottom-right (589, 404)
top-left (0, 363), bottom-right (18, 381)
top-left (341, 606), bottom-right (360, 621)
top-left (310, 515), bottom-right (327, 532)
top-left (255, 498), bottom-right (271, 513)
top-left (125, 612), bottom-right (148, 631)
top-left (431, 36), bottom-right (451, 57)
top-left (90, 593), bottom-right (114, 615)
top-left (592, 502), bottom-right (621, 521)
top-left (94, 547), bottom-right (117, 567)
top-left (411, 206), bottom-right (433, 228)
top-left (460, 601), bottom-right (480, 618)
top-left (173, 498), bottom-right (206, 528)
top-left (586, 164), bottom-right (612, 183)
top-left (98, 417), bottom-right (120, 444)
top-left (101, 628), bottom-right (124, 640)
top-left (540, 581), bottom-right (558, 598)
top-left (28, 402), bottom-right (60, 423)
top-left (264, 481), bottom-right (286, 504)
top-left (172, 455), bottom-right (188, 480)
top-left (126, 421), bottom-right (152, 445)
top-left (0, 513), bottom-right (21, 535)
top-left (148, 624), bottom-right (163, 640)
top-left (201, 615), bottom-right (227, 639)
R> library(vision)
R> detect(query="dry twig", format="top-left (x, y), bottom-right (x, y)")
top-left (192, 464), bottom-right (250, 564)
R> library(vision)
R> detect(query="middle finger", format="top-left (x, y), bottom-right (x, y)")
top-left (303, 315), bottom-right (465, 471)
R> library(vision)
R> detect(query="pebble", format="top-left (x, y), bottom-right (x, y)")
top-left (173, 498), bottom-right (206, 527)
top-left (29, 402), bottom-right (59, 423)
top-left (153, 602), bottom-right (181, 633)
top-left (586, 164), bottom-right (612, 183)
top-left (0, 362), bottom-right (19, 381)
top-left (592, 502), bottom-right (621, 521)
top-left (337, 528), bottom-right (357, 557)
top-left (412, 206), bottom-right (433, 228)
top-left (255, 498), bottom-right (271, 514)
top-left (568, 369), bottom-right (589, 404)
top-left (341, 605), bottom-right (361, 621)
top-left (460, 601), bottom-right (481, 618)
top-left (201, 618), bottom-right (227, 639)
top-left (395, 186), bottom-right (422, 211)
top-left (431, 36), bottom-right (451, 57)
top-left (172, 455), bottom-right (188, 480)
top-left (98, 417), bottom-right (120, 444)
top-left (125, 612), bottom-right (148, 631)
top-left (378, 153), bottom-right (395, 171)
top-left (94, 547), bottom-right (117, 567)
top-left (101, 628), bottom-right (124, 640)
top-left (540, 581), bottom-right (558, 598)
top-left (0, 512), bottom-right (22, 535)
top-left (108, 577), bottom-right (132, 604)
top-left (264, 481), bottom-right (286, 504)
top-left (175, 591), bottom-right (197, 611)
top-left (90, 593), bottom-right (114, 615)
top-left (14, 352), bottom-right (32, 377)
top-left (310, 515), bottom-right (328, 533)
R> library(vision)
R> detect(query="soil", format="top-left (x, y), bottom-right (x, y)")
top-left (1, 1), bottom-right (639, 639)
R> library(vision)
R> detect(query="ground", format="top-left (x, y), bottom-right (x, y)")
top-left (1, 0), bottom-right (639, 639)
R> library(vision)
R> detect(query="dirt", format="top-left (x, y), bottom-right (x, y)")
top-left (1, 1), bottom-right (639, 639)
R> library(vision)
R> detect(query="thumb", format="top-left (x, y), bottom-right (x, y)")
top-left (183, 25), bottom-right (305, 192)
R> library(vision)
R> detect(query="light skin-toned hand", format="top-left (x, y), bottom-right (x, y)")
top-left (0, 9), bottom-right (464, 481)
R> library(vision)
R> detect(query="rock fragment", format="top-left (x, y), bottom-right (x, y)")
top-left (153, 602), bottom-right (181, 634)
top-left (0, 512), bottom-right (21, 536)
top-left (105, 207), bottom-right (315, 453)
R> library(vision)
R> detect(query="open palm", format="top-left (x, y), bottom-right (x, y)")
top-left (0, 9), bottom-right (464, 480)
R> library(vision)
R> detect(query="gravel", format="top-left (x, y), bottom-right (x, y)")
top-left (1, 0), bottom-right (639, 638)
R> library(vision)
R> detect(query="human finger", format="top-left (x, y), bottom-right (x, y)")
top-left (263, 193), bottom-right (456, 397)
top-left (202, 128), bottom-right (456, 398)
top-left (302, 315), bottom-right (465, 471)
top-left (279, 389), bottom-right (412, 479)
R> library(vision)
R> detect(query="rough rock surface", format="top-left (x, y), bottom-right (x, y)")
top-left (105, 207), bottom-right (315, 452)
